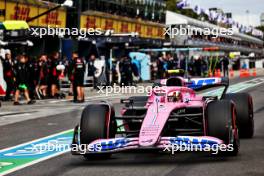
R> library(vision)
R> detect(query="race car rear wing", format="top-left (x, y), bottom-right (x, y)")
top-left (185, 77), bottom-right (229, 99)
top-left (185, 77), bottom-right (229, 91)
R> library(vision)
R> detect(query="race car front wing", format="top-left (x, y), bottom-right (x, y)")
top-left (71, 126), bottom-right (229, 155)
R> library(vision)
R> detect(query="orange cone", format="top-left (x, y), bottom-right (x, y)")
top-left (240, 69), bottom-right (245, 78)
top-left (245, 69), bottom-right (250, 77)
top-left (217, 69), bottom-right (221, 77)
top-left (252, 68), bottom-right (257, 77)
top-left (208, 70), bottom-right (213, 77)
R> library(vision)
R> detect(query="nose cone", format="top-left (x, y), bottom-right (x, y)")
top-left (138, 102), bottom-right (173, 147)
top-left (139, 125), bottom-right (160, 147)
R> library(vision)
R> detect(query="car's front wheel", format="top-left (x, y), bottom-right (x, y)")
top-left (224, 93), bottom-right (254, 138)
top-left (80, 104), bottom-right (116, 159)
top-left (206, 100), bottom-right (239, 156)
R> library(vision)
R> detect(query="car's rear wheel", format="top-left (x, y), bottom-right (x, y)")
top-left (80, 104), bottom-right (116, 159)
top-left (224, 93), bottom-right (254, 138)
top-left (206, 100), bottom-right (239, 156)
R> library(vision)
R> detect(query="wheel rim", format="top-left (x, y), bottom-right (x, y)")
top-left (248, 97), bottom-right (254, 135)
top-left (229, 106), bottom-right (238, 143)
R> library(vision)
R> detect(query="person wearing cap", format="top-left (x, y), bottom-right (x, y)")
top-left (2, 50), bottom-right (15, 101)
top-left (13, 54), bottom-right (35, 105)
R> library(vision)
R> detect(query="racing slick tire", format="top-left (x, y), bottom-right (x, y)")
top-left (206, 100), bottom-right (239, 156)
top-left (224, 93), bottom-right (254, 138)
top-left (80, 104), bottom-right (116, 159)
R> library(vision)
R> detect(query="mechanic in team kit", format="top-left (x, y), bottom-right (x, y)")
top-left (28, 55), bottom-right (39, 100)
top-left (36, 54), bottom-right (50, 99)
top-left (13, 54), bottom-right (35, 105)
top-left (87, 54), bottom-right (97, 89)
top-left (167, 53), bottom-right (179, 70)
top-left (49, 52), bottom-right (60, 98)
top-left (71, 52), bottom-right (85, 103)
top-left (221, 56), bottom-right (230, 77)
top-left (119, 55), bottom-right (133, 86)
top-left (1, 49), bottom-right (15, 101)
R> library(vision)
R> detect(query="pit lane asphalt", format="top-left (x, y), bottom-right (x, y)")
top-left (2, 77), bottom-right (264, 176)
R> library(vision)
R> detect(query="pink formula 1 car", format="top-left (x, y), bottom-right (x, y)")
top-left (71, 77), bottom-right (254, 159)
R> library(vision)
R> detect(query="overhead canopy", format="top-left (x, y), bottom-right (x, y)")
top-left (166, 11), bottom-right (188, 25)
top-left (8, 0), bottom-right (60, 7)
top-left (166, 11), bottom-right (263, 45)
top-left (0, 21), bottom-right (29, 30)
top-left (139, 48), bottom-right (203, 52)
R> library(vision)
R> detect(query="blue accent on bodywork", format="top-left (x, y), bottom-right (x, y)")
top-left (169, 137), bottom-right (218, 147)
top-left (99, 138), bottom-right (129, 151)
top-left (188, 78), bottom-right (217, 89)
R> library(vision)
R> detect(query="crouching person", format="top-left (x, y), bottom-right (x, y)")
top-left (13, 54), bottom-right (35, 105)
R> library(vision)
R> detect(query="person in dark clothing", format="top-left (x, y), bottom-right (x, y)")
top-left (157, 55), bottom-right (165, 79)
top-left (28, 56), bottom-right (38, 100)
top-left (201, 57), bottom-right (208, 77)
top-left (221, 56), bottom-right (229, 77)
top-left (87, 55), bottom-right (97, 89)
top-left (66, 56), bottom-right (74, 96)
top-left (131, 56), bottom-right (140, 79)
top-left (49, 52), bottom-right (60, 97)
top-left (194, 57), bottom-right (202, 76)
top-left (119, 56), bottom-right (133, 86)
top-left (167, 54), bottom-right (179, 70)
top-left (13, 55), bottom-right (34, 105)
top-left (36, 55), bottom-right (49, 99)
top-left (71, 52), bottom-right (85, 103)
top-left (2, 50), bottom-right (15, 101)
top-left (188, 57), bottom-right (195, 76)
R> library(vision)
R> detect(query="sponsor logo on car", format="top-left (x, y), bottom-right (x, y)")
top-left (92, 138), bottom-right (129, 151)
top-left (188, 78), bottom-right (219, 89)
top-left (169, 136), bottom-right (220, 146)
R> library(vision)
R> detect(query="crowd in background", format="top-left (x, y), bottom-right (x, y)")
top-left (0, 49), bottom-right (94, 105)
top-left (151, 53), bottom-right (230, 79)
top-left (0, 48), bottom-right (231, 105)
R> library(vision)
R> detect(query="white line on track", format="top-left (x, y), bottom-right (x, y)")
top-left (1, 150), bottom-right (71, 176)
top-left (0, 130), bottom-right (73, 176)
top-left (0, 113), bottom-right (31, 118)
top-left (0, 130), bottom-right (73, 153)
top-left (48, 94), bottom-right (123, 103)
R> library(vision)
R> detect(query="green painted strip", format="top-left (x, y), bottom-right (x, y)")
top-left (0, 130), bottom-right (74, 175)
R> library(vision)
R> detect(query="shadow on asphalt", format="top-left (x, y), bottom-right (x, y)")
top-left (68, 152), bottom-right (236, 167)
